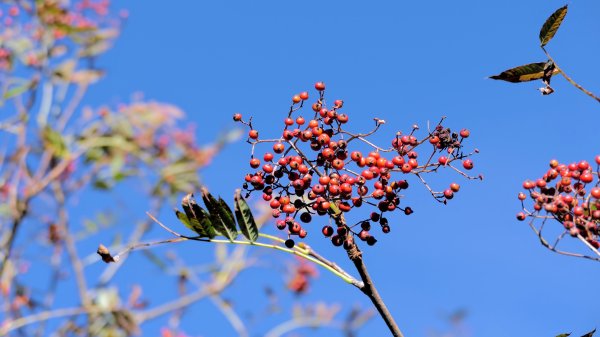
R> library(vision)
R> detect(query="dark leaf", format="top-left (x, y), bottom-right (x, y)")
top-left (218, 197), bottom-right (239, 239)
top-left (201, 188), bottom-right (236, 241)
top-left (490, 62), bottom-right (558, 83)
top-left (234, 189), bottom-right (259, 242)
top-left (540, 5), bottom-right (568, 47)
top-left (581, 328), bottom-right (596, 337)
top-left (555, 334), bottom-right (571, 337)
top-left (180, 194), bottom-right (217, 238)
top-left (93, 179), bottom-right (111, 190)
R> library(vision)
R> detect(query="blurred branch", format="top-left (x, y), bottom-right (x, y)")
top-left (0, 306), bottom-right (98, 334)
top-left (52, 181), bottom-right (91, 308)
top-left (209, 294), bottom-right (249, 337)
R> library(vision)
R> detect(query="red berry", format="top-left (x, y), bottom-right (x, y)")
top-left (595, 155), bottom-right (600, 165)
top-left (580, 172), bottom-right (594, 183)
top-left (249, 158), bottom-right (260, 168)
top-left (578, 160), bottom-right (590, 171)
top-left (315, 82), bottom-right (326, 91)
top-left (438, 156), bottom-right (448, 165)
top-left (400, 163), bottom-right (412, 173)
top-left (322, 225), bottom-right (334, 237)
top-left (248, 129), bottom-right (259, 139)
top-left (299, 92), bottom-right (309, 100)
top-left (263, 152), bottom-right (274, 162)
top-left (459, 129), bottom-right (470, 138)
top-left (516, 212), bottom-right (526, 221)
top-left (450, 183), bottom-right (460, 192)
top-left (443, 189), bottom-right (454, 199)
top-left (292, 95), bottom-right (302, 104)
top-left (591, 187), bottom-right (600, 199)
top-left (337, 114), bottom-right (349, 123)
top-left (462, 159), bottom-right (474, 170)
top-left (233, 113), bottom-right (242, 121)
top-left (334, 99), bottom-right (343, 108)
top-left (518, 192), bottom-right (527, 201)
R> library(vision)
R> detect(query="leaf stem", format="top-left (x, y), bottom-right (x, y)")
top-left (542, 47), bottom-right (600, 103)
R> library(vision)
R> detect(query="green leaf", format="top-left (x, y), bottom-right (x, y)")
top-left (540, 5), bottom-right (568, 47)
top-left (201, 188), bottom-right (237, 241)
top-left (3, 78), bottom-right (37, 100)
top-left (490, 62), bottom-right (558, 83)
top-left (581, 328), bottom-right (596, 337)
top-left (175, 209), bottom-right (192, 228)
top-left (42, 126), bottom-right (69, 158)
top-left (181, 194), bottom-right (217, 239)
top-left (234, 189), bottom-right (259, 242)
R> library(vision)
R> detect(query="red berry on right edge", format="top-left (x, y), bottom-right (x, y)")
top-left (315, 81), bottom-right (326, 91)
top-left (462, 159), bottom-right (473, 170)
top-left (591, 187), bottom-right (600, 199)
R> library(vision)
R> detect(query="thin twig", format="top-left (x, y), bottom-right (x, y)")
top-left (542, 47), bottom-right (600, 103)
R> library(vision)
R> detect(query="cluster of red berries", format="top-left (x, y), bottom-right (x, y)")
top-left (235, 82), bottom-right (479, 249)
top-left (517, 156), bottom-right (600, 250)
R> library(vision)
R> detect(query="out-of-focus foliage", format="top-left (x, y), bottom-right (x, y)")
top-left (0, 2), bottom-right (369, 337)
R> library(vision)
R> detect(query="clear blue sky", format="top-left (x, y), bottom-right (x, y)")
top-left (78, 1), bottom-right (600, 336)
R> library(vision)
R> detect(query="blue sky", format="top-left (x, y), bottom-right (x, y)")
top-left (73, 1), bottom-right (600, 336)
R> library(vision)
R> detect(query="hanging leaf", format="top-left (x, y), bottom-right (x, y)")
top-left (581, 329), bottom-right (596, 337)
top-left (542, 60), bottom-right (556, 86)
top-left (489, 62), bottom-right (558, 83)
top-left (201, 188), bottom-right (236, 241)
top-left (234, 189), bottom-right (259, 242)
top-left (180, 194), bottom-right (217, 238)
top-left (540, 5), bottom-right (568, 47)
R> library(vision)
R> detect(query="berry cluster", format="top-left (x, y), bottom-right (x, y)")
top-left (236, 82), bottom-right (480, 249)
top-left (517, 156), bottom-right (600, 258)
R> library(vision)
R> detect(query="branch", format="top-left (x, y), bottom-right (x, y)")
top-left (542, 47), bottom-right (600, 103)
